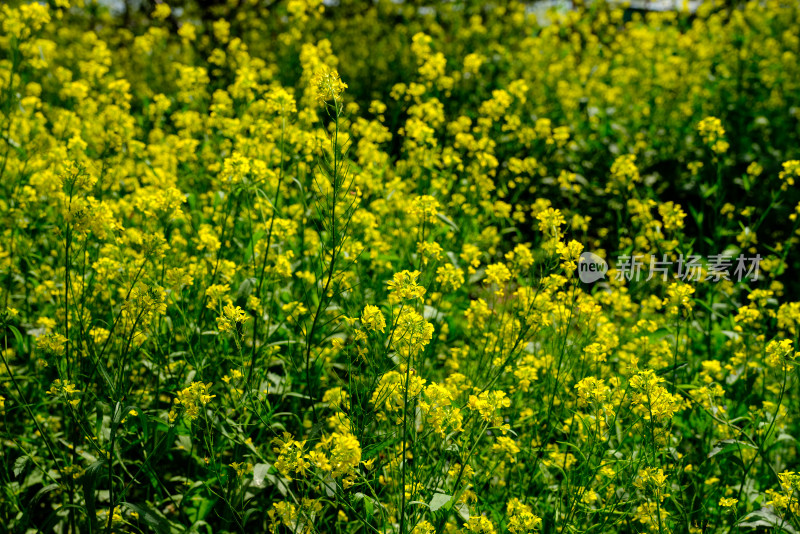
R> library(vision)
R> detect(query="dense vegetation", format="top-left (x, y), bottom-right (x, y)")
top-left (1, 0), bottom-right (800, 532)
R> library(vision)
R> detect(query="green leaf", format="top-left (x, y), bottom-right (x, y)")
top-left (253, 463), bottom-right (272, 488)
top-left (738, 509), bottom-right (798, 534)
top-left (83, 460), bottom-right (106, 523)
top-left (8, 324), bottom-right (25, 350)
top-left (354, 493), bottom-right (374, 519)
top-left (122, 502), bottom-right (174, 534)
top-left (194, 497), bottom-right (217, 522)
top-left (457, 502), bottom-right (470, 522)
top-left (436, 212), bottom-right (459, 232)
top-left (708, 439), bottom-right (755, 458)
top-left (187, 520), bottom-right (213, 534)
top-left (655, 362), bottom-right (688, 377)
top-left (30, 483), bottom-right (60, 507)
top-left (175, 434), bottom-right (192, 452)
top-left (365, 496), bottom-right (374, 519)
top-left (363, 436), bottom-right (399, 460)
top-left (322, 475), bottom-right (337, 498)
top-left (13, 456), bottom-right (29, 478)
top-left (688, 205), bottom-right (703, 226)
top-left (93, 361), bottom-right (116, 400)
top-left (429, 492), bottom-right (452, 512)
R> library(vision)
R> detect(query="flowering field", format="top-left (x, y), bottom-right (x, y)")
top-left (2, 0), bottom-right (800, 532)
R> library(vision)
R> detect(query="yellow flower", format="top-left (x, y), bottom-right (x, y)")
top-left (629, 370), bottom-right (683, 422)
top-left (461, 243), bottom-right (483, 274)
top-left (272, 432), bottom-right (310, 480)
top-left (697, 116), bottom-right (729, 154)
top-left (485, 263), bottom-right (511, 288)
top-left (152, 3), bottom-right (171, 20)
top-left (47, 379), bottom-right (80, 407)
top-left (663, 282), bottom-right (695, 315)
top-left (216, 303), bottom-right (250, 333)
top-left (410, 195), bottom-right (441, 224)
top-left (779, 160), bottom-right (800, 190)
top-left (325, 432), bottom-right (362, 478)
top-left (765, 339), bottom-right (798, 369)
top-left (465, 516), bottom-right (497, 533)
top-left (575, 376), bottom-right (610, 406)
top-left (556, 240), bottom-right (584, 274)
top-left (508, 508), bottom-right (542, 533)
top-left (608, 154), bottom-right (641, 193)
top-left (468, 390), bottom-right (511, 429)
top-left (536, 207), bottom-right (565, 235)
top-left (393, 308), bottom-right (434, 360)
top-left (746, 161), bottom-right (763, 177)
top-left (281, 301), bottom-right (308, 324)
top-left (230, 462), bottom-right (253, 477)
top-left (37, 333), bottom-right (68, 356)
top-left (411, 521), bottom-right (436, 534)
top-left (322, 387), bottom-right (350, 410)
top-left (387, 270), bottom-right (425, 301)
top-left (435, 263), bottom-right (465, 292)
top-left (314, 69), bottom-right (347, 105)
top-left (174, 382), bottom-right (216, 421)
top-left (361, 305), bottom-right (386, 333)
